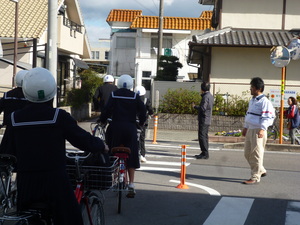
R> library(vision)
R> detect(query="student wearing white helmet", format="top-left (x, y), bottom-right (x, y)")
top-left (93, 74), bottom-right (118, 112)
top-left (134, 86), bottom-right (154, 163)
top-left (0, 70), bottom-right (29, 126)
top-left (3, 67), bottom-right (107, 225)
top-left (99, 74), bottom-right (146, 198)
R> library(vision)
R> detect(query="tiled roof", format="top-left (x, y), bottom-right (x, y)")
top-left (191, 27), bottom-right (295, 47)
top-left (131, 16), bottom-right (212, 30)
top-left (199, 10), bottom-right (213, 19)
top-left (106, 9), bottom-right (212, 30)
top-left (106, 9), bottom-right (142, 23)
top-left (0, 0), bottom-right (63, 38)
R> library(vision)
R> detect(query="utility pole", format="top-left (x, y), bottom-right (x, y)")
top-left (156, 0), bottom-right (164, 76)
top-left (47, 0), bottom-right (57, 106)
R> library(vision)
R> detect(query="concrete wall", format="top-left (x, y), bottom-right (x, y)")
top-left (221, 0), bottom-right (300, 30)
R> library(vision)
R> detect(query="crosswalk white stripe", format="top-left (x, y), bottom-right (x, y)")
top-left (144, 161), bottom-right (190, 166)
top-left (203, 197), bottom-right (254, 225)
top-left (285, 201), bottom-right (300, 225)
top-left (138, 166), bottom-right (180, 172)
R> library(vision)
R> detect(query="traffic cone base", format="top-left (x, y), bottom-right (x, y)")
top-left (176, 183), bottom-right (189, 189)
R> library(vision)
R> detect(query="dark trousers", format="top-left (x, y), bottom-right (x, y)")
top-left (139, 126), bottom-right (146, 157)
top-left (198, 124), bottom-right (209, 156)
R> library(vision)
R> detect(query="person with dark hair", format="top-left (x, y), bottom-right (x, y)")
top-left (193, 82), bottom-right (214, 159)
top-left (242, 77), bottom-right (275, 185)
top-left (285, 96), bottom-right (300, 144)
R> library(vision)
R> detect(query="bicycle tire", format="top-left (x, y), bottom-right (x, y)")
top-left (81, 191), bottom-right (105, 225)
top-left (93, 125), bottom-right (106, 142)
top-left (267, 125), bottom-right (278, 140)
top-left (294, 128), bottom-right (300, 145)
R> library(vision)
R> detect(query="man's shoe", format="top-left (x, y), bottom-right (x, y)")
top-left (126, 187), bottom-right (136, 198)
top-left (261, 173), bottom-right (267, 177)
top-left (195, 154), bottom-right (209, 159)
top-left (243, 179), bottom-right (259, 185)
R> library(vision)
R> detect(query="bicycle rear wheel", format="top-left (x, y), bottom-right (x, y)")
top-left (81, 191), bottom-right (105, 225)
top-left (117, 178), bottom-right (124, 214)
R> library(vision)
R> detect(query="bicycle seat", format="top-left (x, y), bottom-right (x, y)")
top-left (0, 154), bottom-right (17, 167)
top-left (111, 146), bottom-right (131, 154)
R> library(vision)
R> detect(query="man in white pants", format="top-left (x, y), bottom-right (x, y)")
top-left (242, 77), bottom-right (275, 185)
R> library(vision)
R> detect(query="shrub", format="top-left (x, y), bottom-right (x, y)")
top-left (159, 88), bottom-right (201, 114)
top-left (63, 70), bottom-right (103, 109)
top-left (159, 88), bottom-right (251, 116)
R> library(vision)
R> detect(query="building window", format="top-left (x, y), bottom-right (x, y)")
top-left (142, 71), bottom-right (151, 78)
top-left (116, 37), bottom-right (135, 49)
top-left (91, 51), bottom-right (100, 59)
top-left (151, 34), bottom-right (172, 56)
top-left (105, 51), bottom-right (109, 60)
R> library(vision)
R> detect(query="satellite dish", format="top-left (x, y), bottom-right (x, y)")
top-left (287, 38), bottom-right (300, 60)
top-left (270, 46), bottom-right (290, 67)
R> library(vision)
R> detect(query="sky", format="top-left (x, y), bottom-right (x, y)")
top-left (77, 0), bottom-right (213, 45)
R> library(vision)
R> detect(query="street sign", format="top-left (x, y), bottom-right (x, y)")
top-left (269, 89), bottom-right (296, 108)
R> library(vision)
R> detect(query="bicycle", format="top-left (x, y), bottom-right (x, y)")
top-left (66, 151), bottom-right (106, 225)
top-left (0, 154), bottom-right (52, 225)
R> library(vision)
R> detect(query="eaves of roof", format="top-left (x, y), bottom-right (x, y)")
top-left (0, 0), bottom-right (63, 39)
top-left (106, 9), bottom-right (142, 23)
top-left (190, 27), bottom-right (295, 48)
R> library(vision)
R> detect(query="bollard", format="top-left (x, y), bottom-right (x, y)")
top-left (176, 145), bottom-right (189, 189)
top-left (152, 115), bottom-right (158, 144)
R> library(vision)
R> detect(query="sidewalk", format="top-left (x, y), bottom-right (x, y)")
top-left (78, 121), bottom-right (300, 153)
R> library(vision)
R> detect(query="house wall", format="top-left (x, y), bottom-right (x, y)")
top-left (221, 0), bottom-right (300, 30)
top-left (57, 16), bottom-right (84, 55)
top-left (209, 47), bottom-right (300, 95)
top-left (109, 32), bottom-right (137, 76)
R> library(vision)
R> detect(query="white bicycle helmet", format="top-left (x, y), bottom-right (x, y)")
top-left (117, 74), bottom-right (133, 90)
top-left (103, 74), bottom-right (114, 83)
top-left (134, 86), bottom-right (146, 96)
top-left (22, 67), bottom-right (57, 103)
top-left (15, 70), bottom-right (28, 87)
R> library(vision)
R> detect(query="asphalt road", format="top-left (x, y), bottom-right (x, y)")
top-left (102, 140), bottom-right (300, 225)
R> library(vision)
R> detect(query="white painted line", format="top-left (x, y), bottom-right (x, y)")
top-left (203, 197), bottom-right (254, 225)
top-left (145, 161), bottom-right (190, 166)
top-left (285, 201), bottom-right (300, 225)
top-left (169, 180), bottom-right (221, 196)
top-left (146, 144), bottom-right (221, 151)
top-left (138, 167), bottom-right (180, 172)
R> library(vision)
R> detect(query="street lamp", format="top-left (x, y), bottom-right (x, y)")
top-left (10, 0), bottom-right (19, 87)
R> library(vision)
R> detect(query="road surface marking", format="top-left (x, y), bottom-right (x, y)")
top-left (169, 180), bottom-right (221, 196)
top-left (144, 161), bottom-right (190, 166)
top-left (138, 167), bottom-right (180, 172)
top-left (204, 197), bottom-right (254, 225)
top-left (285, 201), bottom-right (300, 225)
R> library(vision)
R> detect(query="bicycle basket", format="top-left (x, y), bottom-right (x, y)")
top-left (66, 156), bottom-right (118, 190)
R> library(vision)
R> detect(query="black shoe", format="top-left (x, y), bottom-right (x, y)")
top-left (195, 154), bottom-right (209, 159)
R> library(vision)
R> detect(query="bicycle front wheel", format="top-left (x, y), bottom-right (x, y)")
top-left (93, 125), bottom-right (106, 142)
top-left (81, 191), bottom-right (105, 225)
top-left (267, 125), bottom-right (278, 140)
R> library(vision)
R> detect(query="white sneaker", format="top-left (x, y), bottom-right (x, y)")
top-left (140, 156), bottom-right (147, 162)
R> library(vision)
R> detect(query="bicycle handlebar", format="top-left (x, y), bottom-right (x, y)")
top-left (65, 150), bottom-right (91, 160)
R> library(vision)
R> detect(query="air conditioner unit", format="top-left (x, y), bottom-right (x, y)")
top-left (199, 0), bottom-right (214, 5)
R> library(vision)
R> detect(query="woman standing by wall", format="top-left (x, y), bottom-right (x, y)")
top-left (286, 97), bottom-right (300, 144)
